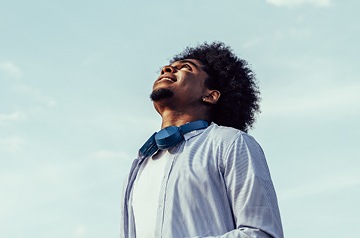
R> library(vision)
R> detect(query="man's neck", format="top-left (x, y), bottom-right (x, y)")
top-left (159, 109), bottom-right (209, 129)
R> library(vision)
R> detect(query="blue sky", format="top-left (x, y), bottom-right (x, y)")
top-left (1, 0), bottom-right (359, 237)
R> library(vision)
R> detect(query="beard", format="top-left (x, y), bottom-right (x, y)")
top-left (150, 88), bottom-right (174, 101)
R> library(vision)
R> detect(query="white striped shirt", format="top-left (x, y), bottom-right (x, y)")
top-left (121, 123), bottom-right (283, 238)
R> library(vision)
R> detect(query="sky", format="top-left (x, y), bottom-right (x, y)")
top-left (1, 0), bottom-right (359, 237)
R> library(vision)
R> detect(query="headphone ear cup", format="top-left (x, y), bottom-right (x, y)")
top-left (155, 126), bottom-right (184, 150)
top-left (139, 133), bottom-right (158, 158)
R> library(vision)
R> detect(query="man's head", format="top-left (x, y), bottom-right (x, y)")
top-left (151, 58), bottom-right (220, 120)
top-left (151, 42), bottom-right (260, 132)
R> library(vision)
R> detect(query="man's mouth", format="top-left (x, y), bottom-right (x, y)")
top-left (160, 77), bottom-right (175, 82)
top-left (157, 76), bottom-right (177, 83)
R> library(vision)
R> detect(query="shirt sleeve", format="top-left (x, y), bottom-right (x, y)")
top-left (119, 176), bottom-right (128, 238)
top-left (192, 133), bottom-right (284, 238)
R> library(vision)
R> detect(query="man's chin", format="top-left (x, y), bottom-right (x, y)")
top-left (150, 88), bottom-right (174, 101)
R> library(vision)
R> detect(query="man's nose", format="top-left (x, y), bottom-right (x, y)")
top-left (161, 65), bottom-right (176, 74)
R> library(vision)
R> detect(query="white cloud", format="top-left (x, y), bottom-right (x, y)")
top-left (34, 165), bottom-right (64, 184)
top-left (0, 136), bottom-right (25, 152)
top-left (73, 225), bottom-right (87, 236)
top-left (0, 111), bottom-right (25, 123)
top-left (12, 84), bottom-right (57, 107)
top-left (0, 62), bottom-right (23, 78)
top-left (266, 0), bottom-right (331, 7)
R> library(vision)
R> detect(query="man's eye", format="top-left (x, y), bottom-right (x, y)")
top-left (181, 64), bottom-right (192, 70)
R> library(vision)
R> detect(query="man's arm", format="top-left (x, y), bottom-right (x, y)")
top-left (193, 133), bottom-right (283, 238)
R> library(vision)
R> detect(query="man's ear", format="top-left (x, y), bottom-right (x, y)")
top-left (202, 90), bottom-right (221, 105)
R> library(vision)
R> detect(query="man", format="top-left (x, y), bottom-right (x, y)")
top-left (121, 42), bottom-right (283, 238)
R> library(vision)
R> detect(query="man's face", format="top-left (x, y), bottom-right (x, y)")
top-left (151, 59), bottom-right (210, 108)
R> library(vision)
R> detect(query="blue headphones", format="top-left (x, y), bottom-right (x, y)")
top-left (139, 120), bottom-right (209, 157)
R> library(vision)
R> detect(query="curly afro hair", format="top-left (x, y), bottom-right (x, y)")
top-left (171, 42), bottom-right (260, 132)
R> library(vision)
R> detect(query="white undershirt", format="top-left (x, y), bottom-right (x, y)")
top-left (132, 150), bottom-right (168, 238)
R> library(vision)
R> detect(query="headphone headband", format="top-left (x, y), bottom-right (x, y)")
top-left (139, 120), bottom-right (209, 157)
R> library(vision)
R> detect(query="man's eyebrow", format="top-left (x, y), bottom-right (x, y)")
top-left (172, 60), bottom-right (200, 69)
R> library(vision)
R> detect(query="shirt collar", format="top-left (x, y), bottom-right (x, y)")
top-left (183, 123), bottom-right (212, 141)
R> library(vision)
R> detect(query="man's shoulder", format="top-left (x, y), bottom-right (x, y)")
top-left (207, 122), bottom-right (246, 138)
top-left (205, 123), bottom-right (258, 146)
